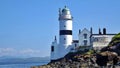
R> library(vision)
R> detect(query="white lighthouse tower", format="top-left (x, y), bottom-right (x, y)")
top-left (58, 6), bottom-right (73, 58)
top-left (51, 6), bottom-right (73, 61)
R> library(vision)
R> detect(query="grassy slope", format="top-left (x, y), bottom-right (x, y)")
top-left (109, 33), bottom-right (120, 46)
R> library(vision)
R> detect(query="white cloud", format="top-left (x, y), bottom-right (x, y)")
top-left (0, 48), bottom-right (48, 57)
top-left (20, 48), bottom-right (40, 54)
top-left (19, 49), bottom-right (43, 57)
top-left (0, 48), bottom-right (15, 52)
top-left (0, 48), bottom-right (16, 56)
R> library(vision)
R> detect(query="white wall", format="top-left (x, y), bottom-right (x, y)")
top-left (91, 35), bottom-right (115, 50)
top-left (59, 35), bottom-right (72, 47)
top-left (51, 41), bottom-right (59, 60)
top-left (59, 20), bottom-right (72, 30)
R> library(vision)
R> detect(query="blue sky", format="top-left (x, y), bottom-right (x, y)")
top-left (0, 0), bottom-right (120, 57)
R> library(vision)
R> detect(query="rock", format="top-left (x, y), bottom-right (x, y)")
top-left (31, 50), bottom-right (120, 68)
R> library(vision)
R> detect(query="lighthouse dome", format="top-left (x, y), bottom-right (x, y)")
top-left (61, 6), bottom-right (71, 15)
top-left (62, 7), bottom-right (69, 12)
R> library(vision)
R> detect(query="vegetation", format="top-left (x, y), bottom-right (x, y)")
top-left (109, 32), bottom-right (120, 46)
top-left (85, 49), bottom-right (95, 55)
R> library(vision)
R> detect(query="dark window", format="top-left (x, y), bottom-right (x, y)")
top-left (64, 25), bottom-right (66, 27)
top-left (75, 44), bottom-right (77, 47)
top-left (51, 46), bottom-right (54, 52)
top-left (84, 34), bottom-right (87, 39)
top-left (84, 40), bottom-right (87, 45)
top-left (64, 38), bottom-right (66, 40)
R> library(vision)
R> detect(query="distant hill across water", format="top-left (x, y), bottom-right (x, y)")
top-left (0, 56), bottom-right (50, 65)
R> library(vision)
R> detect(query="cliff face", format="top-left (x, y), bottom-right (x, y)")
top-left (31, 50), bottom-right (119, 68)
top-left (31, 50), bottom-right (98, 68)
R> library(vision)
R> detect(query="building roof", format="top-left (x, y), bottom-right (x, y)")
top-left (92, 34), bottom-right (116, 35)
top-left (90, 33), bottom-right (117, 37)
top-left (62, 6), bottom-right (69, 12)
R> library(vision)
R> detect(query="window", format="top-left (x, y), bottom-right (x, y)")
top-left (84, 40), bottom-right (87, 45)
top-left (64, 38), bottom-right (66, 40)
top-left (75, 44), bottom-right (77, 47)
top-left (51, 46), bottom-right (54, 52)
top-left (84, 34), bottom-right (87, 39)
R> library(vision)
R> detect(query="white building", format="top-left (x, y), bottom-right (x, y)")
top-left (91, 28), bottom-right (116, 50)
top-left (50, 6), bottom-right (116, 61)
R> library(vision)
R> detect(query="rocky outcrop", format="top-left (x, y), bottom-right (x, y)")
top-left (96, 51), bottom-right (119, 67)
top-left (31, 49), bottom-right (120, 68)
top-left (31, 51), bottom-right (120, 68)
top-left (31, 50), bottom-right (98, 68)
top-left (96, 33), bottom-right (120, 67)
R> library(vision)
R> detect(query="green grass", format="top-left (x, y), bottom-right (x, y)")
top-left (108, 32), bottom-right (120, 46)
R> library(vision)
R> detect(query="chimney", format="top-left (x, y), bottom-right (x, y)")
top-left (55, 36), bottom-right (57, 41)
top-left (90, 27), bottom-right (93, 34)
top-left (99, 28), bottom-right (102, 34)
top-left (103, 28), bottom-right (106, 35)
top-left (79, 29), bottom-right (81, 34)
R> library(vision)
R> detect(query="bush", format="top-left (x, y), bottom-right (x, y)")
top-left (86, 49), bottom-right (95, 55)
top-left (109, 32), bottom-right (120, 46)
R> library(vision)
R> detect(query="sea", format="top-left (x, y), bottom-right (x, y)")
top-left (0, 62), bottom-right (49, 68)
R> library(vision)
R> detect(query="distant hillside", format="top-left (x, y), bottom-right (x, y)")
top-left (0, 56), bottom-right (50, 64)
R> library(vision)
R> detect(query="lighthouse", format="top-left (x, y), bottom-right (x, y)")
top-left (51, 6), bottom-right (73, 61)
top-left (58, 6), bottom-right (73, 58)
